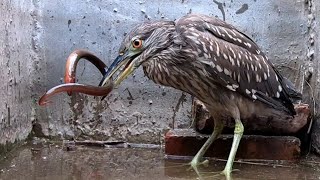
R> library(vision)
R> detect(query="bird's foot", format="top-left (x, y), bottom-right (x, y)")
top-left (221, 168), bottom-right (239, 180)
top-left (188, 159), bottom-right (209, 180)
top-left (189, 158), bottom-right (209, 169)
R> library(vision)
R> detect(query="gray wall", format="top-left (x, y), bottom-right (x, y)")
top-left (0, 0), bottom-right (39, 153)
top-left (310, 0), bottom-right (320, 153)
top-left (0, 0), bottom-right (318, 150)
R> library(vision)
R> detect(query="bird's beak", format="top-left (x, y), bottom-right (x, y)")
top-left (99, 51), bottom-right (138, 88)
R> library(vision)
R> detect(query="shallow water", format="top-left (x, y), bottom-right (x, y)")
top-left (0, 143), bottom-right (319, 180)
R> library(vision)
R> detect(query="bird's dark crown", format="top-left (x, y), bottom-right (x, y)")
top-left (119, 21), bottom-right (175, 53)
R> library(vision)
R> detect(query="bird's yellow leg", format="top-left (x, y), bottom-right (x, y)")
top-left (190, 119), bottom-right (224, 169)
top-left (221, 118), bottom-right (244, 180)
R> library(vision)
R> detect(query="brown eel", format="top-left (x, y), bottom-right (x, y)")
top-left (39, 83), bottom-right (113, 106)
top-left (39, 50), bottom-right (112, 106)
top-left (64, 49), bottom-right (108, 95)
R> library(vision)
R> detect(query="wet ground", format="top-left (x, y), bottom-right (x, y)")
top-left (0, 142), bottom-right (319, 180)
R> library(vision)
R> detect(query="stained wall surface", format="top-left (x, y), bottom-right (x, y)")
top-left (0, 0), bottom-right (39, 153)
top-left (1, 0), bottom-right (317, 151)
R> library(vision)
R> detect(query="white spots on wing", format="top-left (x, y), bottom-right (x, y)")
top-left (232, 84), bottom-right (239, 89)
top-left (238, 53), bottom-right (241, 59)
top-left (245, 54), bottom-right (248, 60)
top-left (230, 29), bottom-right (237, 36)
top-left (256, 49), bottom-right (261, 54)
top-left (226, 84), bottom-right (239, 91)
top-left (226, 85), bottom-right (236, 91)
top-left (276, 92), bottom-right (280, 98)
top-left (252, 94), bottom-right (257, 100)
top-left (204, 23), bottom-right (211, 29)
top-left (199, 58), bottom-right (215, 68)
top-left (191, 32), bottom-right (200, 37)
top-left (258, 63), bottom-right (262, 69)
top-left (250, 64), bottom-right (254, 71)
top-left (237, 73), bottom-right (241, 82)
top-left (157, 63), bottom-right (163, 72)
top-left (256, 74), bottom-right (261, 82)
top-left (236, 59), bottom-right (240, 67)
top-left (215, 41), bottom-right (220, 57)
top-left (259, 56), bottom-right (270, 77)
top-left (246, 42), bottom-right (252, 48)
top-left (246, 72), bottom-right (251, 83)
top-left (232, 71), bottom-right (236, 80)
top-left (186, 35), bottom-right (200, 45)
top-left (202, 44), bottom-right (208, 53)
top-left (247, 89), bottom-right (257, 100)
top-left (278, 85), bottom-right (282, 92)
top-left (263, 72), bottom-right (267, 80)
top-left (209, 45), bottom-right (213, 52)
top-left (224, 68), bottom-right (231, 76)
top-left (241, 60), bottom-right (245, 66)
top-left (229, 47), bottom-right (236, 58)
top-left (229, 56), bottom-right (235, 66)
top-left (232, 29), bottom-right (244, 38)
top-left (275, 75), bottom-right (279, 82)
top-left (223, 53), bottom-right (228, 59)
top-left (216, 65), bottom-right (223, 72)
top-left (209, 61), bottom-right (216, 68)
top-left (237, 38), bottom-right (242, 43)
top-left (246, 63), bottom-right (250, 70)
top-left (215, 27), bottom-right (222, 36)
top-left (222, 28), bottom-right (233, 39)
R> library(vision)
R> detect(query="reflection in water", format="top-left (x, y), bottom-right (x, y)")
top-left (0, 144), bottom-right (319, 180)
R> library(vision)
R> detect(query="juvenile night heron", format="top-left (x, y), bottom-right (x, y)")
top-left (99, 14), bottom-right (301, 179)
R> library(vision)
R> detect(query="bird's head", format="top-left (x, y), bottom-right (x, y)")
top-left (99, 21), bottom-right (175, 88)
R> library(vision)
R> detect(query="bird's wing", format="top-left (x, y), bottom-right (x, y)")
top-left (175, 14), bottom-right (296, 114)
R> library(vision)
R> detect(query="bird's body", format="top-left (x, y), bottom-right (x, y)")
top-left (140, 14), bottom-right (298, 120)
top-left (99, 14), bottom-right (301, 179)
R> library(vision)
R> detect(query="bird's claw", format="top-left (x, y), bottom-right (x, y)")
top-left (189, 159), bottom-right (209, 169)
top-left (221, 168), bottom-right (239, 180)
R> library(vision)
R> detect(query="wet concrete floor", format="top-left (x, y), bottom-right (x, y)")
top-left (0, 142), bottom-right (319, 180)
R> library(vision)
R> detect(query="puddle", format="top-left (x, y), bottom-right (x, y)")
top-left (0, 143), bottom-right (319, 180)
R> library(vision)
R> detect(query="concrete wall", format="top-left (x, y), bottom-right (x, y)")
top-left (1, 0), bottom-right (318, 150)
top-left (310, 0), bottom-right (320, 153)
top-left (0, 0), bottom-right (41, 154)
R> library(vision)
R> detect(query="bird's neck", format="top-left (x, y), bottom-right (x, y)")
top-left (141, 49), bottom-right (206, 100)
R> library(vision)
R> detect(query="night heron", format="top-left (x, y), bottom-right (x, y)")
top-left (99, 14), bottom-right (301, 179)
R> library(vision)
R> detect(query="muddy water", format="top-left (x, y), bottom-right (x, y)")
top-left (0, 143), bottom-right (319, 180)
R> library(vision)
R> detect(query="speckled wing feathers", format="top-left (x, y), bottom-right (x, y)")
top-left (175, 14), bottom-right (297, 114)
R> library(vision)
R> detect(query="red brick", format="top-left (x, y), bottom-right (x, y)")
top-left (165, 129), bottom-right (300, 160)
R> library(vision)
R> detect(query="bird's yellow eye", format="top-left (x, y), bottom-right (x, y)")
top-left (132, 39), bottom-right (143, 49)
